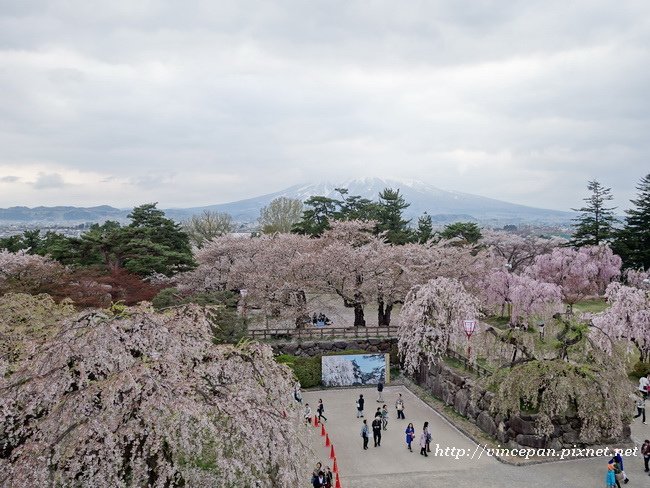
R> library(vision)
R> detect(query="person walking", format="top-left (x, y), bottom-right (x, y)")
top-left (423, 421), bottom-right (432, 453)
top-left (361, 419), bottom-right (369, 450)
top-left (405, 423), bottom-right (415, 452)
top-left (639, 373), bottom-right (650, 400)
top-left (634, 395), bottom-right (646, 424)
top-left (419, 431), bottom-right (428, 457)
top-left (317, 399), bottom-right (328, 423)
top-left (381, 404), bottom-right (389, 431)
top-left (356, 394), bottom-right (365, 418)
top-left (396, 393), bottom-right (406, 420)
top-left (377, 381), bottom-right (384, 402)
top-left (642, 439), bottom-right (650, 473)
top-left (610, 449), bottom-right (629, 484)
top-left (372, 416), bottom-right (382, 447)
top-left (304, 403), bottom-right (312, 426)
top-left (294, 383), bottom-right (303, 404)
top-left (374, 407), bottom-right (382, 418)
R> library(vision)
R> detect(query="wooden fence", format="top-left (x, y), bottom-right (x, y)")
top-left (445, 348), bottom-right (492, 377)
top-left (247, 325), bottom-right (399, 341)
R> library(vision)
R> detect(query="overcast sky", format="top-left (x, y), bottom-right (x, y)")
top-left (0, 0), bottom-right (648, 211)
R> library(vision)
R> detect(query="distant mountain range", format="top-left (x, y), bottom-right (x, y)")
top-left (0, 178), bottom-right (574, 226)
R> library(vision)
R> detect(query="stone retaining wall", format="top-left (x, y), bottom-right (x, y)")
top-left (415, 361), bottom-right (631, 450)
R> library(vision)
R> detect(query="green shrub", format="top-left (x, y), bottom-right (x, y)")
top-left (277, 349), bottom-right (395, 388)
top-left (631, 361), bottom-right (650, 380)
top-left (276, 354), bottom-right (321, 388)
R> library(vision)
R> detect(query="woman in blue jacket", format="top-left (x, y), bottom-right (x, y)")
top-left (405, 423), bottom-right (415, 452)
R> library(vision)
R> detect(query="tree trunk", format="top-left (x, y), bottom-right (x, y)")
top-left (353, 303), bottom-right (366, 327)
top-left (377, 300), bottom-right (393, 326)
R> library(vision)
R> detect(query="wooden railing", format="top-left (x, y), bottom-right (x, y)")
top-left (445, 348), bottom-right (492, 377)
top-left (247, 325), bottom-right (399, 341)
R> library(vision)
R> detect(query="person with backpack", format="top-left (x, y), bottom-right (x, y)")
top-left (372, 416), bottom-right (382, 447)
top-left (405, 423), bottom-right (415, 452)
top-left (377, 381), bottom-right (384, 402)
top-left (356, 394), bottom-right (365, 418)
top-left (396, 393), bottom-right (405, 420)
top-left (361, 419), bottom-right (369, 450)
top-left (317, 399), bottom-right (328, 423)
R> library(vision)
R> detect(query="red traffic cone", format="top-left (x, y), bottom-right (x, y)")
top-left (313, 415), bottom-right (319, 427)
top-left (333, 458), bottom-right (339, 474)
top-left (335, 474), bottom-right (342, 488)
top-left (330, 444), bottom-right (336, 459)
top-left (321, 423), bottom-right (326, 436)
top-left (325, 434), bottom-right (330, 447)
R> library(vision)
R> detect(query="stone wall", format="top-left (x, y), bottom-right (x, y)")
top-left (415, 361), bottom-right (631, 450)
top-left (271, 338), bottom-right (398, 362)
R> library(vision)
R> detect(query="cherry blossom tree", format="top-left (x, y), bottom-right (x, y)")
top-left (480, 230), bottom-right (564, 273)
top-left (397, 277), bottom-right (481, 374)
top-left (524, 245), bottom-right (621, 311)
top-left (591, 282), bottom-right (650, 362)
top-left (481, 270), bottom-right (562, 326)
top-left (0, 305), bottom-right (311, 487)
top-left (0, 250), bottom-right (67, 296)
top-left (624, 268), bottom-right (650, 289)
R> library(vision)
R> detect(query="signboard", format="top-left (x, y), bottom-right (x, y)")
top-left (321, 354), bottom-right (388, 387)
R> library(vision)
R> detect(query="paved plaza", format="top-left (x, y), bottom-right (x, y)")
top-left (304, 386), bottom-right (650, 488)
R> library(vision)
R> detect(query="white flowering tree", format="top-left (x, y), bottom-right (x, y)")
top-left (591, 282), bottom-right (650, 362)
top-left (0, 304), bottom-right (310, 488)
top-left (397, 277), bottom-right (480, 374)
top-left (322, 356), bottom-right (358, 386)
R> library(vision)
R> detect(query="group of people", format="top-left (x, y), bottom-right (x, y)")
top-left (357, 390), bottom-right (431, 455)
top-left (312, 313), bottom-right (332, 327)
top-left (310, 462), bottom-right (334, 488)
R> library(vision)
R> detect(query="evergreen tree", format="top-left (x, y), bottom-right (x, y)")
top-left (613, 173), bottom-right (650, 269)
top-left (375, 188), bottom-right (412, 244)
top-left (291, 195), bottom-right (340, 236)
top-left (439, 222), bottom-right (482, 244)
top-left (416, 212), bottom-right (433, 244)
top-left (570, 180), bottom-right (617, 246)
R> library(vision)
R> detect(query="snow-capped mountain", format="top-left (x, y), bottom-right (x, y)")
top-left (173, 177), bottom-right (573, 225)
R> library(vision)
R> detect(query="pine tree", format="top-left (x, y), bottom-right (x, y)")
top-left (570, 180), bottom-right (617, 246)
top-left (416, 212), bottom-right (433, 243)
top-left (613, 174), bottom-right (650, 269)
top-left (375, 188), bottom-right (413, 244)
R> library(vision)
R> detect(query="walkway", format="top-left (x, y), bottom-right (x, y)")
top-left (303, 386), bottom-right (649, 488)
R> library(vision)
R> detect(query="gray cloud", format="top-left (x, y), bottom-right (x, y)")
top-left (32, 172), bottom-right (66, 189)
top-left (0, 175), bottom-right (20, 182)
top-left (0, 0), bottom-right (648, 210)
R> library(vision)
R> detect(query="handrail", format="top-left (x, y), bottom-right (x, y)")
top-left (445, 348), bottom-right (492, 377)
top-left (247, 325), bottom-right (399, 341)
